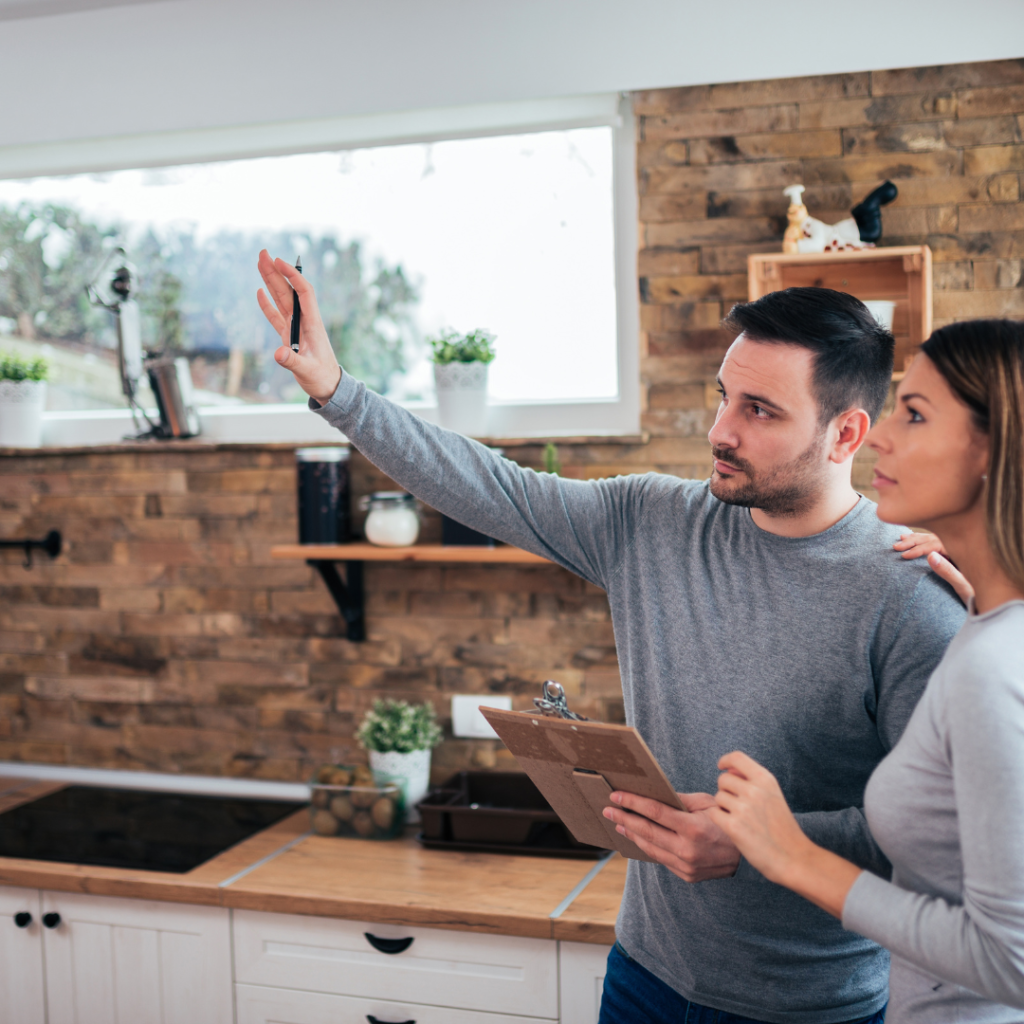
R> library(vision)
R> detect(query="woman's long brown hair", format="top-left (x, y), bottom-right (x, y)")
top-left (921, 319), bottom-right (1024, 594)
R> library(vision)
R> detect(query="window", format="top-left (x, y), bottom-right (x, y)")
top-left (0, 96), bottom-right (638, 443)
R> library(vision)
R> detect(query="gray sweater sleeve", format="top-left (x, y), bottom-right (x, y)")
top-left (842, 638), bottom-right (1024, 1008)
top-left (312, 374), bottom-right (664, 590)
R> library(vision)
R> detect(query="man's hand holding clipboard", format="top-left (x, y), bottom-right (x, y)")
top-left (480, 703), bottom-right (741, 878)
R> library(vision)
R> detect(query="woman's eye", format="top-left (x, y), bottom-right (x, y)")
top-left (907, 406), bottom-right (924, 423)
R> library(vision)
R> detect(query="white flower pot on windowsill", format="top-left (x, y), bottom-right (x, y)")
top-left (434, 362), bottom-right (488, 436)
top-left (369, 748), bottom-right (433, 824)
top-left (0, 380), bottom-right (47, 447)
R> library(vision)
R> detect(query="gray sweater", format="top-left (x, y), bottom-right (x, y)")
top-left (314, 375), bottom-right (965, 1024)
top-left (843, 600), bottom-right (1024, 1023)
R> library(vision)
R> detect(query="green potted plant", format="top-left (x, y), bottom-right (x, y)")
top-left (357, 699), bottom-right (443, 823)
top-left (429, 328), bottom-right (496, 436)
top-left (0, 352), bottom-right (49, 447)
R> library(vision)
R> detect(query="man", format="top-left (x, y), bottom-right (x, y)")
top-left (257, 251), bottom-right (964, 1024)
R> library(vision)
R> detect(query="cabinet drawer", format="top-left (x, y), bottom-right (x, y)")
top-left (233, 910), bottom-right (557, 1018)
top-left (236, 982), bottom-right (555, 1024)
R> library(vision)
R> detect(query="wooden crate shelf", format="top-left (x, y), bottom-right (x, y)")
top-left (748, 245), bottom-right (932, 373)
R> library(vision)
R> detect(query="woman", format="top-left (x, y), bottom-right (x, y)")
top-left (706, 319), bottom-right (1024, 1022)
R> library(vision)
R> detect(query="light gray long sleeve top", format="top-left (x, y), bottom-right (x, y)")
top-left (313, 375), bottom-right (965, 1024)
top-left (843, 599), bottom-right (1024, 1023)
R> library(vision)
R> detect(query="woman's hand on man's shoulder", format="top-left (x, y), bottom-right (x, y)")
top-left (894, 531), bottom-right (974, 606)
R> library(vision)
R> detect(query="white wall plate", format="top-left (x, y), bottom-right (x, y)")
top-left (451, 694), bottom-right (512, 739)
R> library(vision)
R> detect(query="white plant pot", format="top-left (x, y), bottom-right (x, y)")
top-left (0, 380), bottom-right (46, 447)
top-left (369, 748), bottom-right (433, 824)
top-left (434, 362), bottom-right (488, 436)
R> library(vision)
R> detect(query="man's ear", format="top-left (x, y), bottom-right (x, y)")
top-left (829, 408), bottom-right (871, 465)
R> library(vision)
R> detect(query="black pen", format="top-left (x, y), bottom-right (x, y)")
top-left (290, 256), bottom-right (302, 352)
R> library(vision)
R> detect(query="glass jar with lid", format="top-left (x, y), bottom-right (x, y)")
top-left (360, 491), bottom-right (420, 547)
top-left (295, 446), bottom-right (350, 544)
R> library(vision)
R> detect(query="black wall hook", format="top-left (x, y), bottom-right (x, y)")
top-left (0, 530), bottom-right (62, 569)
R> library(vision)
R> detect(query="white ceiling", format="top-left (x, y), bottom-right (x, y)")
top-left (1, 0), bottom-right (1022, 152)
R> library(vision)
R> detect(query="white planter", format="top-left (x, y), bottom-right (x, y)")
top-left (434, 361), bottom-right (488, 436)
top-left (0, 380), bottom-right (46, 447)
top-left (369, 748), bottom-right (432, 825)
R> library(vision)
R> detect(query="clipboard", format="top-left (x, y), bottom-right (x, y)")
top-left (479, 706), bottom-right (684, 861)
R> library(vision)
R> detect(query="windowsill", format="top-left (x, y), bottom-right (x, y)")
top-left (31, 400), bottom-right (644, 449)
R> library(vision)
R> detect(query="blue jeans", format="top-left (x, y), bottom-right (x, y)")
top-left (598, 942), bottom-right (886, 1024)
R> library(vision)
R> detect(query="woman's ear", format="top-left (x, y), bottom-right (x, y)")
top-left (968, 425), bottom-right (990, 483)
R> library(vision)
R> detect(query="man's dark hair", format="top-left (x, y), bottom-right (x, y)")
top-left (722, 287), bottom-right (895, 424)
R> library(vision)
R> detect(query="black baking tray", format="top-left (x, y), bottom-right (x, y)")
top-left (415, 771), bottom-right (603, 858)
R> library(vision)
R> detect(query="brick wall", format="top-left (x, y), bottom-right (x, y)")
top-left (636, 56), bottom-right (1024, 490)
top-left (1, 57), bottom-right (1022, 781)
top-left (0, 441), bottom-right (649, 781)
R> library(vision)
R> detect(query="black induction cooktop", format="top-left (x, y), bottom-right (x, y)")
top-left (0, 785), bottom-right (306, 874)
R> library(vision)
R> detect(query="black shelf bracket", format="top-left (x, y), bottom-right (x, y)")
top-left (308, 560), bottom-right (365, 642)
top-left (0, 530), bottom-right (62, 569)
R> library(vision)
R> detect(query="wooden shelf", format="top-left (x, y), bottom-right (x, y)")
top-left (748, 245), bottom-right (932, 373)
top-left (271, 543), bottom-right (555, 641)
top-left (271, 543), bottom-right (551, 564)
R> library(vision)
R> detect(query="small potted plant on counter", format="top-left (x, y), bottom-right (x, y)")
top-left (0, 351), bottom-right (48, 447)
top-left (357, 699), bottom-right (443, 824)
top-left (429, 328), bottom-right (496, 436)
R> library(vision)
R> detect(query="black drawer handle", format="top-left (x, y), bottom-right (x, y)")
top-left (14, 912), bottom-right (32, 928)
top-left (364, 933), bottom-right (414, 955)
top-left (366, 1017), bottom-right (415, 1024)
top-left (42, 912), bottom-right (61, 929)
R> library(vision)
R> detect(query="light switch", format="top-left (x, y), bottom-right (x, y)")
top-left (452, 694), bottom-right (512, 738)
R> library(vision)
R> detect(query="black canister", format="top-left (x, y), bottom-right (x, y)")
top-left (296, 447), bottom-right (351, 543)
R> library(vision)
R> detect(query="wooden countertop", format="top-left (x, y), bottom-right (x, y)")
top-left (222, 835), bottom-right (618, 940)
top-left (553, 854), bottom-right (625, 946)
top-left (0, 778), bottom-right (622, 943)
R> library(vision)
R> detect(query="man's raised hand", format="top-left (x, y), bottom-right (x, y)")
top-left (256, 250), bottom-right (342, 405)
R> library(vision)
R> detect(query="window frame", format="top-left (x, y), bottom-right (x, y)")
top-left (2, 94), bottom-right (639, 444)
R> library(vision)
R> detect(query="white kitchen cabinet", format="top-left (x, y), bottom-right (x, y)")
top-left (41, 890), bottom-right (232, 1024)
top-left (236, 982), bottom-right (552, 1024)
top-left (233, 909), bottom-right (559, 1020)
top-left (0, 885), bottom-right (46, 1024)
top-left (559, 942), bottom-right (612, 1024)
top-left (3, 885), bottom-right (610, 1024)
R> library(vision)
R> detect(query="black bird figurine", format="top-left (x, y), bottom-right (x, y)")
top-left (851, 180), bottom-right (899, 243)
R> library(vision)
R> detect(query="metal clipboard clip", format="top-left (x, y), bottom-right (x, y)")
top-left (533, 680), bottom-right (590, 721)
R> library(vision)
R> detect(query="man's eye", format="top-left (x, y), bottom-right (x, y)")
top-left (752, 404), bottom-right (771, 418)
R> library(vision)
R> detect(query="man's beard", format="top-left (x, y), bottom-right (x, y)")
top-left (709, 434), bottom-right (826, 517)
